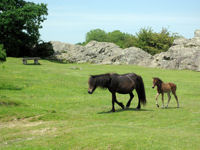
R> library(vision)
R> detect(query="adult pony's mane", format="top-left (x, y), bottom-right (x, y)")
top-left (91, 73), bottom-right (112, 88)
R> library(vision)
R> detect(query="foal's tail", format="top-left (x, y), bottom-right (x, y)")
top-left (135, 75), bottom-right (147, 105)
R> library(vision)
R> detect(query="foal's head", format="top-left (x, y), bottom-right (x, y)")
top-left (152, 77), bottom-right (163, 89)
top-left (88, 76), bottom-right (96, 94)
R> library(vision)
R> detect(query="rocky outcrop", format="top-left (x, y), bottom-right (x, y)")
top-left (149, 29), bottom-right (200, 71)
top-left (51, 29), bottom-right (200, 71)
top-left (51, 41), bottom-right (152, 65)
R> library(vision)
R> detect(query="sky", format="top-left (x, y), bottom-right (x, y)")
top-left (29, 0), bottom-right (200, 44)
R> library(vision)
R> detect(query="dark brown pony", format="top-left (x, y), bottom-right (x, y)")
top-left (152, 77), bottom-right (179, 108)
top-left (88, 73), bottom-right (146, 112)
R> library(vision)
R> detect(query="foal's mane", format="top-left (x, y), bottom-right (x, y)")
top-left (153, 77), bottom-right (163, 93)
top-left (153, 77), bottom-right (163, 84)
top-left (91, 73), bottom-right (111, 88)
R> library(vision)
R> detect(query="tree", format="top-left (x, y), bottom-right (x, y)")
top-left (0, 0), bottom-right (48, 57)
top-left (86, 29), bottom-right (107, 43)
top-left (0, 44), bottom-right (6, 62)
top-left (135, 27), bottom-right (176, 55)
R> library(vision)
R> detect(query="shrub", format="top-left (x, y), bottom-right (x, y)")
top-left (33, 42), bottom-right (54, 58)
top-left (134, 28), bottom-right (176, 55)
top-left (0, 44), bottom-right (6, 62)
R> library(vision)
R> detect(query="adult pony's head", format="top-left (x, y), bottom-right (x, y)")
top-left (88, 76), bottom-right (96, 94)
top-left (88, 74), bottom-right (111, 94)
top-left (152, 77), bottom-right (163, 89)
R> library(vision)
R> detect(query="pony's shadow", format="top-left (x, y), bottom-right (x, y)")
top-left (97, 108), bottom-right (153, 114)
top-left (164, 106), bottom-right (181, 109)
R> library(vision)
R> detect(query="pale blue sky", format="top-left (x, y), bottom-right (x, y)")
top-left (30, 0), bottom-right (200, 44)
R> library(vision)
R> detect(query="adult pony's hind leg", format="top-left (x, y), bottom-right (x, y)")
top-left (126, 92), bottom-right (134, 108)
top-left (172, 91), bottom-right (179, 108)
top-left (136, 94), bottom-right (141, 109)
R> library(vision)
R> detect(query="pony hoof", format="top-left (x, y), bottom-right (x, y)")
top-left (165, 106), bottom-right (168, 108)
top-left (136, 107), bottom-right (141, 110)
top-left (156, 104), bottom-right (159, 108)
top-left (111, 109), bottom-right (115, 112)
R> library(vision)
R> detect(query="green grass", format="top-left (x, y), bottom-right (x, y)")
top-left (0, 58), bottom-right (200, 150)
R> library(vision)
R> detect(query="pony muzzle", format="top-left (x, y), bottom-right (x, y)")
top-left (88, 89), bottom-right (93, 94)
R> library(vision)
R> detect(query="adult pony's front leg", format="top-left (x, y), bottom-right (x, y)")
top-left (111, 93), bottom-right (116, 112)
top-left (112, 93), bottom-right (124, 112)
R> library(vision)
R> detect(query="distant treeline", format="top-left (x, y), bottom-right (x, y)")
top-left (78, 28), bottom-right (179, 55)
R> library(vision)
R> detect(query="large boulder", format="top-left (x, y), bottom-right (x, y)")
top-left (52, 40), bottom-right (152, 65)
top-left (149, 30), bottom-right (200, 71)
top-left (194, 29), bottom-right (200, 37)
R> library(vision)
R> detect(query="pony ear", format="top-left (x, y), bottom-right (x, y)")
top-left (90, 75), bottom-right (94, 78)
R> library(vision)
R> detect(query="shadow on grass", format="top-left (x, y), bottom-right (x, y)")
top-left (165, 106), bottom-right (181, 109)
top-left (45, 59), bottom-right (70, 64)
top-left (0, 100), bottom-right (22, 106)
top-left (23, 63), bottom-right (41, 65)
top-left (98, 107), bottom-right (153, 114)
top-left (0, 84), bottom-right (23, 91)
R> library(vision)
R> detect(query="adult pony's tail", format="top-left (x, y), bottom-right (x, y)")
top-left (135, 75), bottom-right (147, 105)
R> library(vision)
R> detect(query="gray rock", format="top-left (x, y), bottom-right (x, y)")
top-left (194, 29), bottom-right (200, 37)
top-left (173, 38), bottom-right (189, 46)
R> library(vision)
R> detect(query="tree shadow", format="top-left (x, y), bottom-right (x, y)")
top-left (24, 63), bottom-right (41, 65)
top-left (45, 58), bottom-right (70, 64)
top-left (0, 84), bottom-right (23, 90)
top-left (97, 107), bottom-right (154, 114)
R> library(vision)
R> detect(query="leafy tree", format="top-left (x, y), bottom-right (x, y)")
top-left (0, 44), bottom-right (6, 62)
top-left (134, 27), bottom-right (176, 55)
top-left (86, 29), bottom-right (107, 43)
top-left (0, 0), bottom-right (48, 57)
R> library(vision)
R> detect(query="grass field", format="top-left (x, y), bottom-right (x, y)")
top-left (0, 58), bottom-right (200, 150)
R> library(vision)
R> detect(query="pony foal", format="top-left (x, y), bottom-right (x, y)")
top-left (152, 77), bottom-right (179, 108)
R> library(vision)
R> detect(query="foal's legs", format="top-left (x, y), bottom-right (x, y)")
top-left (161, 93), bottom-right (164, 108)
top-left (172, 91), bottom-right (179, 108)
top-left (166, 92), bottom-right (171, 108)
top-left (111, 93), bottom-right (124, 112)
top-left (155, 93), bottom-right (160, 107)
top-left (126, 92), bottom-right (134, 108)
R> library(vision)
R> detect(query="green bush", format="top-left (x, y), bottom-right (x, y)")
top-left (134, 28), bottom-right (176, 55)
top-left (0, 44), bottom-right (6, 62)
